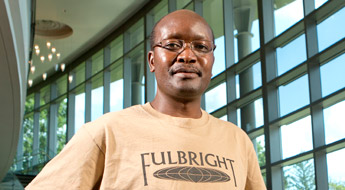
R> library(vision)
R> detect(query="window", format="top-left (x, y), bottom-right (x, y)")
top-left (56, 97), bottom-right (67, 153)
top-left (25, 94), bottom-right (34, 113)
top-left (274, 0), bottom-right (304, 36)
top-left (205, 82), bottom-right (226, 113)
top-left (276, 35), bottom-right (306, 76)
top-left (56, 75), bottom-right (67, 98)
top-left (237, 98), bottom-right (264, 131)
top-left (110, 59), bottom-right (124, 112)
top-left (327, 148), bottom-right (345, 188)
top-left (323, 100), bottom-right (345, 144)
top-left (279, 75), bottom-right (310, 116)
top-left (281, 116), bottom-right (313, 159)
top-left (203, 0), bottom-right (226, 77)
top-left (92, 50), bottom-right (104, 76)
top-left (283, 159), bottom-right (315, 190)
top-left (74, 85), bottom-right (85, 132)
top-left (317, 7), bottom-right (345, 52)
top-left (236, 62), bottom-right (262, 98)
top-left (125, 18), bottom-right (144, 52)
top-left (110, 35), bottom-right (123, 63)
top-left (91, 73), bottom-right (104, 121)
top-left (40, 85), bottom-right (50, 106)
top-left (320, 53), bottom-right (345, 97)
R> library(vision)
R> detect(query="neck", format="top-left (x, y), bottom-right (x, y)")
top-left (150, 92), bottom-right (202, 119)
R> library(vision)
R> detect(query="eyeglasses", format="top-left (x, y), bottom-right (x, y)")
top-left (153, 39), bottom-right (216, 54)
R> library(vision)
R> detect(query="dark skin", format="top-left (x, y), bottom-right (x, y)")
top-left (148, 10), bottom-right (214, 118)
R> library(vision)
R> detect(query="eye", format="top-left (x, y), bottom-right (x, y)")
top-left (163, 40), bottom-right (182, 50)
top-left (193, 42), bottom-right (210, 52)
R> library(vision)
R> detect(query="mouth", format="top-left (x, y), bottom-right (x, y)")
top-left (171, 67), bottom-right (202, 77)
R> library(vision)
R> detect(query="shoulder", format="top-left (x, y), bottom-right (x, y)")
top-left (207, 113), bottom-right (253, 145)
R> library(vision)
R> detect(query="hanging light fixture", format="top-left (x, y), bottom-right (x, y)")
top-left (48, 54), bottom-right (53, 61)
top-left (68, 75), bottom-right (73, 83)
top-left (46, 41), bottom-right (51, 49)
top-left (28, 79), bottom-right (33, 87)
top-left (30, 65), bottom-right (35, 74)
top-left (42, 73), bottom-right (47, 80)
top-left (56, 53), bottom-right (61, 59)
top-left (40, 56), bottom-right (45, 63)
top-left (60, 63), bottom-right (65, 72)
top-left (51, 47), bottom-right (56, 53)
top-left (35, 49), bottom-right (40, 55)
top-left (55, 64), bottom-right (59, 71)
top-left (34, 45), bottom-right (39, 50)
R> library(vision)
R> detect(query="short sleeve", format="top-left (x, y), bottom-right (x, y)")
top-left (244, 138), bottom-right (267, 190)
top-left (26, 125), bottom-right (105, 190)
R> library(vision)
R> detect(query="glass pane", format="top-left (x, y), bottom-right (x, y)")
top-left (57, 97), bottom-right (67, 153)
top-left (324, 100), bottom-right (345, 144)
top-left (315, 0), bottom-right (328, 9)
top-left (91, 73), bottom-right (103, 121)
top-left (317, 7), bottom-right (345, 52)
top-left (110, 59), bottom-right (124, 112)
top-left (56, 74), bottom-right (67, 97)
top-left (126, 18), bottom-right (144, 52)
top-left (279, 75), bottom-right (310, 116)
top-left (39, 108), bottom-right (48, 162)
top-left (276, 34), bottom-right (306, 76)
top-left (274, 0), bottom-right (304, 36)
top-left (177, 0), bottom-right (192, 9)
top-left (152, 0), bottom-right (168, 24)
top-left (22, 114), bottom-right (34, 170)
top-left (281, 116), bottom-right (313, 159)
top-left (219, 115), bottom-right (227, 121)
top-left (205, 82), bottom-right (226, 113)
top-left (327, 148), bottom-right (345, 188)
top-left (233, 0), bottom-right (260, 62)
top-left (237, 98), bottom-right (264, 130)
top-left (75, 62), bottom-right (85, 87)
top-left (110, 35), bottom-right (123, 63)
top-left (40, 85), bottom-right (50, 106)
top-left (320, 53), bottom-right (345, 97)
top-left (203, 0), bottom-right (225, 77)
top-left (23, 114), bottom-right (34, 157)
top-left (74, 85), bottom-right (85, 133)
top-left (125, 44), bottom-right (145, 105)
top-left (184, 2), bottom-right (193, 10)
top-left (283, 159), bottom-right (315, 190)
top-left (25, 93), bottom-right (35, 113)
top-left (253, 135), bottom-right (266, 167)
top-left (236, 62), bottom-right (262, 98)
top-left (92, 50), bottom-right (104, 76)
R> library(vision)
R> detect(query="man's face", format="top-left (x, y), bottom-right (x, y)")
top-left (148, 11), bottom-right (214, 101)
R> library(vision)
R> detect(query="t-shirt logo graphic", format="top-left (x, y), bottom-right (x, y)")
top-left (141, 151), bottom-right (237, 186)
top-left (153, 166), bottom-right (230, 183)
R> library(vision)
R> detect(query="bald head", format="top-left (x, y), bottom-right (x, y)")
top-left (150, 10), bottom-right (214, 50)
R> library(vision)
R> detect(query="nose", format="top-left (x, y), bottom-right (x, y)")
top-left (176, 43), bottom-right (197, 64)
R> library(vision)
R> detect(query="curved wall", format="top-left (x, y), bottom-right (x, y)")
top-left (0, 0), bottom-right (31, 181)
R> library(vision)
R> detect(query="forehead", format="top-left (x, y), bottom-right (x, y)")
top-left (155, 12), bottom-right (213, 41)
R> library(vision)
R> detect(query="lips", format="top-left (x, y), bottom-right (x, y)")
top-left (171, 66), bottom-right (202, 77)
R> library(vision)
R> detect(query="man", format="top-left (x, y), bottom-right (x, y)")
top-left (27, 10), bottom-right (266, 189)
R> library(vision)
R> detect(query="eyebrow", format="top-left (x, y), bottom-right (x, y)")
top-left (165, 33), bottom-right (209, 41)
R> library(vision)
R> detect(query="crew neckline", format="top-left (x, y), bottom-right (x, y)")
top-left (141, 103), bottom-right (210, 129)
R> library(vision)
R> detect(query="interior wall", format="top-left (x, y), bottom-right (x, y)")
top-left (0, 0), bottom-right (31, 181)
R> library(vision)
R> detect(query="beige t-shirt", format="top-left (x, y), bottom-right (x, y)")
top-left (26, 103), bottom-right (266, 190)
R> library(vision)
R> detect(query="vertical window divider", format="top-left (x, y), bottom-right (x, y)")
top-left (223, 0), bottom-right (237, 124)
top-left (304, 0), bottom-right (328, 188)
top-left (258, 0), bottom-right (282, 189)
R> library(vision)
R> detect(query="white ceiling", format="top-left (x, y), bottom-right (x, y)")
top-left (29, 0), bottom-right (149, 85)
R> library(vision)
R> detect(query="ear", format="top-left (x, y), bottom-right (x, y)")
top-left (148, 50), bottom-right (155, 72)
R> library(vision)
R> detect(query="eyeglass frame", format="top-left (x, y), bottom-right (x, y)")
top-left (152, 39), bottom-right (216, 55)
